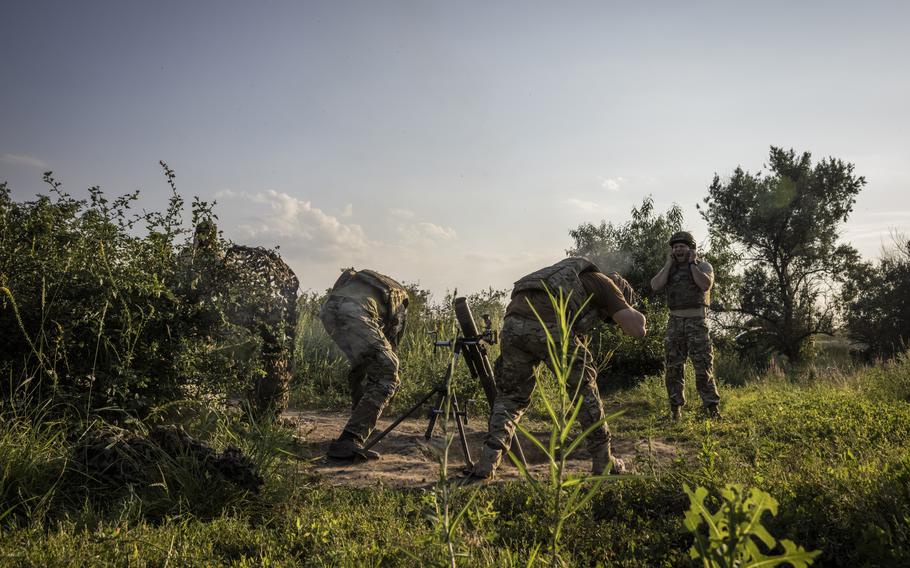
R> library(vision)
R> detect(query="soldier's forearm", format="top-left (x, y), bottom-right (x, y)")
top-left (650, 267), bottom-right (670, 291)
top-left (690, 265), bottom-right (713, 291)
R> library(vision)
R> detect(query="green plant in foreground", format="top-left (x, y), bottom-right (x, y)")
top-left (508, 286), bottom-right (623, 565)
top-left (683, 483), bottom-right (820, 568)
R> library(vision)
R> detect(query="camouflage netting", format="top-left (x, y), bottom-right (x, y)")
top-left (223, 244), bottom-right (300, 418)
top-left (177, 222), bottom-right (300, 419)
top-left (73, 425), bottom-right (263, 493)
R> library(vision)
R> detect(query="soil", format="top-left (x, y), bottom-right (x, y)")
top-left (283, 409), bottom-right (681, 489)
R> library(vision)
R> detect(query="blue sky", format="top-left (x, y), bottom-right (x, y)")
top-left (2, 1), bottom-right (908, 295)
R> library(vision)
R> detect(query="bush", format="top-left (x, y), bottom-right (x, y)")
top-left (591, 299), bottom-right (668, 391)
top-left (0, 170), bottom-right (260, 415)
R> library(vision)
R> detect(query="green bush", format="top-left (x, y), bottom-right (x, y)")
top-left (0, 170), bottom-right (263, 415)
top-left (592, 299), bottom-right (669, 391)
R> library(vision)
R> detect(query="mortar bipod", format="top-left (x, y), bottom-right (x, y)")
top-left (361, 330), bottom-right (476, 468)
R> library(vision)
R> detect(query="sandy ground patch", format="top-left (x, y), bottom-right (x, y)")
top-left (284, 409), bottom-right (680, 489)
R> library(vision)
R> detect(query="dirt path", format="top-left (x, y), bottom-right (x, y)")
top-left (284, 409), bottom-right (680, 489)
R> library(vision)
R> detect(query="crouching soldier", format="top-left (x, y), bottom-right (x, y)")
top-left (464, 258), bottom-right (647, 482)
top-left (320, 269), bottom-right (409, 460)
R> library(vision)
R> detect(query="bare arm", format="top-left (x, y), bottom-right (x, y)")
top-left (689, 252), bottom-right (714, 291)
top-left (650, 252), bottom-right (673, 291)
top-left (612, 308), bottom-right (647, 338)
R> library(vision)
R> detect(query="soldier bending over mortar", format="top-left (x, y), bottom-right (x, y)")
top-left (464, 258), bottom-right (647, 482)
top-left (320, 268), bottom-right (409, 460)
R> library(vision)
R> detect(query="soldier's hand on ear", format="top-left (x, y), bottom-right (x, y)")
top-left (688, 249), bottom-right (698, 264)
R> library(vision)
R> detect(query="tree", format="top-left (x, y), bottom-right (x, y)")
top-left (567, 196), bottom-right (684, 302)
top-left (700, 147), bottom-right (865, 363)
top-left (565, 197), bottom-right (683, 384)
top-left (842, 238), bottom-right (910, 359)
top-left (566, 197), bottom-right (740, 386)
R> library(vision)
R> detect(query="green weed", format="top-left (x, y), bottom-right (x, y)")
top-left (683, 484), bottom-right (820, 567)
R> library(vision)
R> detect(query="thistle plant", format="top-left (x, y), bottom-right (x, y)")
top-left (507, 285), bottom-right (624, 564)
top-left (683, 483), bottom-right (821, 568)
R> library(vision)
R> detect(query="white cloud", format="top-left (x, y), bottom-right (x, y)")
top-left (601, 176), bottom-right (625, 191)
top-left (2, 153), bottom-right (48, 169)
top-left (397, 221), bottom-right (457, 243)
top-left (341, 203), bottom-right (353, 218)
top-left (216, 189), bottom-right (370, 260)
top-left (213, 191), bottom-right (469, 291)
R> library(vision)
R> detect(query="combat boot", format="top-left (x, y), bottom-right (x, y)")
top-left (705, 404), bottom-right (722, 419)
top-left (461, 443), bottom-right (503, 483)
top-left (327, 432), bottom-right (381, 460)
top-left (591, 443), bottom-right (626, 475)
top-left (670, 405), bottom-right (682, 421)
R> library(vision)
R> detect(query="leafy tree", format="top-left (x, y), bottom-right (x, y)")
top-left (842, 238), bottom-right (910, 358)
top-left (700, 147), bottom-right (865, 363)
top-left (568, 196), bottom-right (683, 302)
top-left (567, 197), bottom-right (738, 386)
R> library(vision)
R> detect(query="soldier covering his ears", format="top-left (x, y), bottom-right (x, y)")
top-left (650, 231), bottom-right (721, 420)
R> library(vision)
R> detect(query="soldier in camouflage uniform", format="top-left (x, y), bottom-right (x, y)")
top-left (650, 231), bottom-right (721, 419)
top-left (178, 219), bottom-right (228, 328)
top-left (464, 258), bottom-right (647, 481)
top-left (320, 269), bottom-right (409, 460)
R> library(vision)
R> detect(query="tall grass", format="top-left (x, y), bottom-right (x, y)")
top-left (0, 401), bottom-right (69, 526)
top-left (1, 350), bottom-right (910, 564)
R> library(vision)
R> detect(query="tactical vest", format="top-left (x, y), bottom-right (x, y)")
top-left (666, 262), bottom-right (710, 310)
top-left (512, 257), bottom-right (600, 331)
top-left (333, 269), bottom-right (409, 343)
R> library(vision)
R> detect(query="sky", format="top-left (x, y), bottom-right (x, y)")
top-left (2, 1), bottom-right (908, 296)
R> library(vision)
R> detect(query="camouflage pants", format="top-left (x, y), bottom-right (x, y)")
top-left (485, 315), bottom-right (611, 457)
top-left (664, 315), bottom-right (720, 408)
top-left (320, 296), bottom-right (400, 444)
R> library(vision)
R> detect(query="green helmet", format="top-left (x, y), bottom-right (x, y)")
top-left (193, 219), bottom-right (219, 249)
top-left (668, 231), bottom-right (696, 248)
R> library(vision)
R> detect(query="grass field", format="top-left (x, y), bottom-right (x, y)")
top-left (2, 349), bottom-right (908, 566)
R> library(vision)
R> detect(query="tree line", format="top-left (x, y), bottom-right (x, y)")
top-left (570, 146), bottom-right (909, 375)
top-left (2, 145), bottom-right (907, 414)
